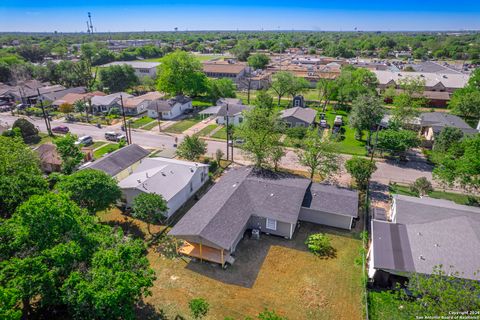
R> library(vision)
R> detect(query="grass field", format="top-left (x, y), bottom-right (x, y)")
top-left (91, 141), bottom-right (107, 149)
top-left (93, 143), bottom-right (119, 159)
top-left (368, 290), bottom-right (410, 320)
top-left (142, 120), bottom-right (161, 131)
top-left (130, 116), bottom-right (155, 129)
top-left (389, 184), bottom-right (479, 206)
top-left (164, 116), bottom-right (203, 134)
top-left (98, 209), bottom-right (363, 320)
top-left (195, 124), bottom-right (218, 137)
top-left (211, 126), bottom-right (227, 140)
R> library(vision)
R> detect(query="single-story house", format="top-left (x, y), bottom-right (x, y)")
top-left (420, 112), bottom-right (478, 147)
top-left (91, 92), bottom-right (132, 114)
top-left (118, 157), bottom-right (209, 217)
top-left (217, 98), bottom-right (243, 106)
top-left (202, 60), bottom-right (248, 82)
top-left (84, 144), bottom-right (150, 181)
top-left (100, 61), bottom-right (161, 78)
top-left (123, 91), bottom-right (163, 116)
top-left (34, 143), bottom-right (62, 173)
top-left (199, 102), bottom-right (252, 126)
top-left (51, 91), bottom-right (105, 108)
top-left (41, 87), bottom-right (86, 103)
top-left (147, 96), bottom-right (192, 120)
top-left (280, 107), bottom-right (317, 127)
top-left (369, 194), bottom-right (480, 286)
top-left (382, 89), bottom-right (452, 108)
top-left (169, 166), bottom-right (358, 267)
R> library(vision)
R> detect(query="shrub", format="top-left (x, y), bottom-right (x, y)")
top-left (286, 126), bottom-right (307, 140)
top-left (209, 160), bottom-right (218, 173)
top-left (409, 177), bottom-right (433, 196)
top-left (189, 298), bottom-right (209, 319)
top-left (305, 233), bottom-right (334, 257)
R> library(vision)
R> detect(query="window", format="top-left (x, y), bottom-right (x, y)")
top-left (266, 218), bottom-right (277, 230)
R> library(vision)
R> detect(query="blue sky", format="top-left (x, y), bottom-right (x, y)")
top-left (1, 0), bottom-right (479, 32)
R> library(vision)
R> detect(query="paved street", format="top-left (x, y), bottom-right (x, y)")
top-left (0, 113), bottom-right (437, 190)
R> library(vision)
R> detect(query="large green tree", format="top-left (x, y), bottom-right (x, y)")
top-left (247, 53), bottom-right (270, 70)
top-left (349, 94), bottom-right (385, 142)
top-left (449, 87), bottom-right (480, 120)
top-left (131, 193), bottom-right (168, 236)
top-left (54, 133), bottom-right (84, 174)
top-left (334, 66), bottom-right (378, 106)
top-left (231, 40), bottom-right (252, 61)
top-left (0, 136), bottom-right (48, 218)
top-left (55, 169), bottom-right (121, 213)
top-left (12, 118), bottom-right (40, 144)
top-left (236, 107), bottom-right (282, 168)
top-left (270, 71), bottom-right (296, 106)
top-left (296, 128), bottom-right (339, 180)
top-left (176, 135), bottom-right (207, 161)
top-left (345, 157), bottom-right (377, 190)
top-left (392, 77), bottom-right (426, 125)
top-left (377, 129), bottom-right (420, 158)
top-left (98, 64), bottom-right (139, 93)
top-left (432, 127), bottom-right (464, 153)
top-left (156, 50), bottom-right (207, 96)
top-left (207, 78), bottom-right (236, 103)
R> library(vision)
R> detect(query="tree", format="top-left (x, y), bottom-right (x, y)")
top-left (345, 157), bottom-right (377, 190)
top-left (156, 50), bottom-right (207, 96)
top-left (449, 87), bottom-right (480, 119)
top-left (392, 77), bottom-right (426, 125)
top-left (215, 149), bottom-right (224, 164)
top-left (0, 193), bottom-right (154, 319)
top-left (254, 90), bottom-right (274, 109)
top-left (334, 66), bottom-right (378, 106)
top-left (0, 136), bottom-right (48, 218)
top-left (305, 233), bottom-right (334, 257)
top-left (208, 78), bottom-right (236, 103)
top-left (400, 266), bottom-right (480, 317)
top-left (59, 103), bottom-right (74, 114)
top-left (12, 118), bottom-right (40, 144)
top-left (316, 78), bottom-right (337, 111)
top-left (189, 298), bottom-right (209, 319)
top-left (377, 129), bottom-right (420, 158)
top-left (0, 287), bottom-right (21, 320)
top-left (296, 128), bottom-right (339, 180)
top-left (433, 127), bottom-right (464, 153)
top-left (467, 68), bottom-right (480, 90)
top-left (176, 135), bottom-right (207, 161)
top-left (98, 64), bottom-right (139, 93)
top-left (286, 77), bottom-right (310, 100)
top-left (269, 146), bottom-right (285, 172)
top-left (247, 53), bottom-right (270, 70)
top-left (410, 177), bottom-right (433, 196)
top-left (257, 309), bottom-right (287, 320)
top-left (236, 107), bottom-right (282, 168)
top-left (55, 169), bottom-right (121, 213)
top-left (231, 40), bottom-right (252, 61)
top-left (131, 193), bottom-right (168, 236)
top-left (270, 71), bottom-right (295, 106)
top-left (349, 94), bottom-right (385, 142)
top-left (54, 133), bottom-right (84, 174)
top-left (433, 134), bottom-right (480, 191)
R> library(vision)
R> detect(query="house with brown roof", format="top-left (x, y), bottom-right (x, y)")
top-left (35, 143), bottom-right (62, 173)
top-left (123, 91), bottom-right (163, 116)
top-left (202, 60), bottom-right (248, 82)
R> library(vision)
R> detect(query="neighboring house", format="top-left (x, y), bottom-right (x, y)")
top-left (369, 194), bottom-right (480, 286)
top-left (52, 91), bottom-right (106, 108)
top-left (374, 70), bottom-right (469, 93)
top-left (383, 89), bottom-right (452, 108)
top-left (202, 60), bottom-right (248, 82)
top-left (199, 102), bottom-right (252, 126)
top-left (420, 112), bottom-right (478, 147)
top-left (91, 92), bottom-right (132, 114)
top-left (169, 166), bottom-right (358, 267)
top-left (217, 98), bottom-right (243, 106)
top-left (41, 87), bottom-right (86, 103)
top-left (84, 144), bottom-right (150, 181)
top-left (118, 158), bottom-right (209, 217)
top-left (123, 91), bottom-right (163, 116)
top-left (35, 143), bottom-right (62, 173)
top-left (280, 107), bottom-right (317, 127)
top-left (0, 81), bottom-right (66, 105)
top-left (147, 96), bottom-right (192, 119)
top-left (100, 61), bottom-right (161, 78)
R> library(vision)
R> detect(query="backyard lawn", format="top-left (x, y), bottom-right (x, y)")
top-left (164, 116), bottom-right (203, 134)
top-left (195, 124), bottom-right (218, 137)
top-left (389, 183), bottom-right (479, 206)
top-left (211, 126), bottom-right (227, 140)
top-left (98, 209), bottom-right (363, 320)
top-left (130, 116), bottom-right (155, 129)
top-left (93, 143), bottom-right (120, 159)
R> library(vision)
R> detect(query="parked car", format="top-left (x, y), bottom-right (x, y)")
top-left (334, 115), bottom-right (343, 126)
top-left (105, 131), bottom-right (125, 142)
top-left (52, 126), bottom-right (70, 134)
top-left (75, 135), bottom-right (93, 146)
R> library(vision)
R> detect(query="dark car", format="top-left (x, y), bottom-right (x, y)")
top-left (52, 126), bottom-right (70, 134)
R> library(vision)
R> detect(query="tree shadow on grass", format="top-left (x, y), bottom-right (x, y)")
top-left (103, 216), bottom-right (147, 240)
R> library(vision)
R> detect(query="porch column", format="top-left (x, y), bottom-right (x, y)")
top-left (221, 249), bottom-right (224, 267)
top-left (199, 241), bottom-right (203, 262)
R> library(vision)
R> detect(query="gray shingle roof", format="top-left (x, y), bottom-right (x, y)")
top-left (169, 166), bottom-right (310, 250)
top-left (420, 112), bottom-right (477, 135)
top-left (280, 107), bottom-right (317, 124)
top-left (85, 144), bottom-right (150, 176)
top-left (302, 183), bottom-right (359, 217)
top-left (91, 92), bottom-right (131, 106)
top-left (372, 195), bottom-right (480, 280)
top-left (147, 96), bottom-right (191, 112)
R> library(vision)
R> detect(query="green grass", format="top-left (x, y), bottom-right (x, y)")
top-left (211, 126), bottom-right (227, 140)
top-left (194, 124), bottom-right (218, 137)
top-left (142, 120), bottom-right (161, 131)
top-left (389, 184), bottom-right (479, 206)
top-left (192, 99), bottom-right (212, 108)
top-left (130, 116), bottom-right (155, 129)
top-left (368, 290), bottom-right (410, 320)
top-left (91, 141), bottom-right (108, 149)
top-left (94, 143), bottom-right (120, 159)
top-left (164, 115), bottom-right (203, 134)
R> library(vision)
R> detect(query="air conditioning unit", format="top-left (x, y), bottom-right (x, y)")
top-left (251, 229), bottom-right (260, 240)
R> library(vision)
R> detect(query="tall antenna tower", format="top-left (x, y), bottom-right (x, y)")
top-left (86, 21), bottom-right (91, 34)
top-left (88, 12), bottom-right (94, 34)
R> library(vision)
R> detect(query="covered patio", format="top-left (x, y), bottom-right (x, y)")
top-left (177, 241), bottom-right (235, 267)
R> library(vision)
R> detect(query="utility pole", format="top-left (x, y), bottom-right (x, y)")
top-left (120, 95), bottom-right (130, 145)
top-left (37, 88), bottom-right (52, 136)
top-left (128, 119), bottom-right (133, 144)
top-left (155, 101), bottom-right (161, 132)
top-left (226, 104), bottom-right (229, 161)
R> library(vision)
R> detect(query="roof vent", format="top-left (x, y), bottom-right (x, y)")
top-left (232, 183), bottom-right (237, 188)
top-left (419, 255), bottom-right (425, 261)
top-left (137, 179), bottom-right (142, 184)
top-left (146, 172), bottom-right (149, 178)
top-left (434, 243), bottom-right (440, 247)
top-left (170, 170), bottom-right (174, 174)
top-left (417, 232), bottom-right (422, 236)
top-left (190, 167), bottom-right (194, 172)
top-left (161, 172), bottom-right (166, 176)
top-left (442, 75), bottom-right (448, 79)
top-left (270, 193), bottom-right (274, 197)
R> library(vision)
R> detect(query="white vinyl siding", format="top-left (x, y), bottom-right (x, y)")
top-left (266, 218), bottom-right (277, 230)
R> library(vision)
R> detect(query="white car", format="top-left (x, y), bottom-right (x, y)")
top-left (334, 115), bottom-right (343, 126)
top-left (75, 135), bottom-right (93, 146)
